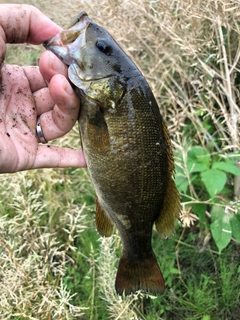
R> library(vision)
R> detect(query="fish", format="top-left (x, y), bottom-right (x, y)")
top-left (44, 11), bottom-right (180, 296)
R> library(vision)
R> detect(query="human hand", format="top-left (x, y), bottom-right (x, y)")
top-left (0, 4), bottom-right (86, 173)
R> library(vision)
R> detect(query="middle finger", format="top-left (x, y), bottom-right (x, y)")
top-left (36, 74), bottom-right (80, 142)
top-left (33, 87), bottom-right (55, 116)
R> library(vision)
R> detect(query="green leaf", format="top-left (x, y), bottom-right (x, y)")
top-left (187, 146), bottom-right (210, 173)
top-left (230, 214), bottom-right (240, 242)
top-left (175, 164), bottom-right (189, 193)
top-left (211, 205), bottom-right (221, 220)
top-left (201, 316), bottom-right (211, 320)
top-left (201, 169), bottom-right (227, 198)
top-left (212, 161), bottom-right (240, 176)
top-left (221, 26), bottom-right (227, 36)
top-left (210, 206), bottom-right (232, 252)
top-left (175, 175), bottom-right (188, 193)
top-left (170, 267), bottom-right (180, 274)
top-left (192, 203), bottom-right (207, 223)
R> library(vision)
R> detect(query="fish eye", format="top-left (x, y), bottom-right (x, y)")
top-left (96, 40), bottom-right (112, 55)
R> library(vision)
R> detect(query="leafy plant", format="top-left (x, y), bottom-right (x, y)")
top-left (175, 145), bottom-right (240, 251)
top-left (176, 146), bottom-right (240, 199)
top-left (211, 205), bottom-right (240, 252)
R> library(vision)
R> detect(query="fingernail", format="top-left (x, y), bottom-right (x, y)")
top-left (64, 79), bottom-right (74, 95)
top-left (48, 53), bottom-right (64, 73)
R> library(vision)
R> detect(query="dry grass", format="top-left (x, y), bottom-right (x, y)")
top-left (1, 0), bottom-right (240, 319)
top-left (0, 170), bottom-right (88, 319)
top-left (3, 0), bottom-right (239, 150)
top-left (98, 236), bottom-right (151, 320)
top-left (44, 0), bottom-right (239, 195)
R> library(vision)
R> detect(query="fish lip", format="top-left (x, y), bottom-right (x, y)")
top-left (43, 10), bottom-right (92, 66)
top-left (67, 10), bottom-right (89, 29)
top-left (43, 12), bottom-right (92, 67)
top-left (43, 12), bottom-right (90, 47)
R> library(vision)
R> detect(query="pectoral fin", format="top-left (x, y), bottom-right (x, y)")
top-left (84, 97), bottom-right (110, 153)
top-left (95, 195), bottom-right (114, 237)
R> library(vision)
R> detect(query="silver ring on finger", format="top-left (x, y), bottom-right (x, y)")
top-left (36, 116), bottom-right (48, 144)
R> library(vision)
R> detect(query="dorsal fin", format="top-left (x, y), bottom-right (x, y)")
top-left (155, 120), bottom-right (181, 237)
top-left (155, 176), bottom-right (181, 238)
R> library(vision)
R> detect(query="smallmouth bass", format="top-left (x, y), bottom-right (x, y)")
top-left (44, 11), bottom-right (180, 296)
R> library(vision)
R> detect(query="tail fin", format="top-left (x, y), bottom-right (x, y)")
top-left (115, 252), bottom-right (165, 296)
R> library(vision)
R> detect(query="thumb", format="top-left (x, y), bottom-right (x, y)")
top-left (0, 4), bottom-right (61, 45)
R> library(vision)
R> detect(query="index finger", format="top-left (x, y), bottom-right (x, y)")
top-left (39, 51), bottom-right (69, 82)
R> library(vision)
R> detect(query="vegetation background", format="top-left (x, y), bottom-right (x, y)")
top-left (0, 0), bottom-right (240, 319)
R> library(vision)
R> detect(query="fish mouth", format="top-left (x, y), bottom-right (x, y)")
top-left (43, 11), bottom-right (91, 66)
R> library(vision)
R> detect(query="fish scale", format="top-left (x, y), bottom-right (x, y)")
top-left (44, 10), bottom-right (180, 296)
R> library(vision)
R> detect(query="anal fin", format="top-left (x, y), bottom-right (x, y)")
top-left (95, 195), bottom-right (114, 237)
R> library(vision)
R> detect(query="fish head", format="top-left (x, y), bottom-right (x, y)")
top-left (44, 11), bottom-right (138, 89)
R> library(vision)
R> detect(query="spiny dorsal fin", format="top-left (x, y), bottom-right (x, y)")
top-left (162, 119), bottom-right (175, 176)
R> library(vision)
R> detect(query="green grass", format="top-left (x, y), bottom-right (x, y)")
top-left (0, 169), bottom-right (240, 319)
top-left (1, 167), bottom-right (239, 319)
